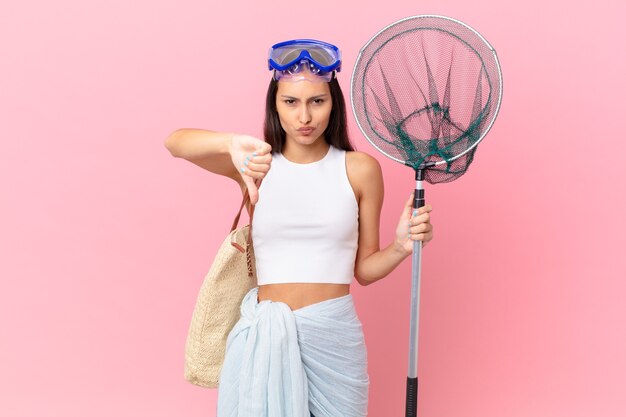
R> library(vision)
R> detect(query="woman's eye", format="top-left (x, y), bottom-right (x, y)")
top-left (284, 99), bottom-right (296, 104)
top-left (313, 99), bottom-right (325, 104)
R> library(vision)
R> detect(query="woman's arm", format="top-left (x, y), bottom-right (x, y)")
top-left (347, 152), bottom-right (433, 286)
top-left (164, 129), bottom-right (240, 179)
top-left (164, 129), bottom-right (272, 204)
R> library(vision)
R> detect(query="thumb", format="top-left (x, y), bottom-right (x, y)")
top-left (406, 191), bottom-right (414, 206)
top-left (243, 176), bottom-right (259, 205)
top-left (402, 191), bottom-right (415, 219)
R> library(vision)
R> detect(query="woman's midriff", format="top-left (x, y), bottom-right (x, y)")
top-left (257, 283), bottom-right (350, 311)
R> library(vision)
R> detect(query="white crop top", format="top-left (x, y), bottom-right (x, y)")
top-left (251, 144), bottom-right (359, 285)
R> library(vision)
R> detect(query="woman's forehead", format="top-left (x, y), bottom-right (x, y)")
top-left (276, 79), bottom-right (330, 97)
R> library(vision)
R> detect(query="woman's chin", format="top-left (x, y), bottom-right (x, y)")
top-left (289, 133), bottom-right (322, 145)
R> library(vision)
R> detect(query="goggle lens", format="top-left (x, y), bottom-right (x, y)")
top-left (270, 45), bottom-right (338, 67)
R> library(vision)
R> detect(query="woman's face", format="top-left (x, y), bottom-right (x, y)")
top-left (275, 74), bottom-right (332, 146)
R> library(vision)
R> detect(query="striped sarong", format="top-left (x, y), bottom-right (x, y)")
top-left (216, 286), bottom-right (369, 417)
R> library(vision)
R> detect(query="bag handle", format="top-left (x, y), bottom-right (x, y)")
top-left (230, 179), bottom-right (261, 254)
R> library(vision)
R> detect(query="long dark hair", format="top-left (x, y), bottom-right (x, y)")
top-left (263, 77), bottom-right (355, 153)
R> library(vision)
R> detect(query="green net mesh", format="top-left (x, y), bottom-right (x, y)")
top-left (351, 16), bottom-right (502, 183)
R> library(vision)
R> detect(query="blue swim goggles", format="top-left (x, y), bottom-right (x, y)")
top-left (268, 39), bottom-right (342, 82)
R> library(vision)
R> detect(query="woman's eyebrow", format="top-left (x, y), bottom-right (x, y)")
top-left (279, 94), bottom-right (329, 100)
top-left (308, 94), bottom-right (329, 100)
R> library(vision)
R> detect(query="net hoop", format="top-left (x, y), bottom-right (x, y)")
top-left (350, 14), bottom-right (503, 167)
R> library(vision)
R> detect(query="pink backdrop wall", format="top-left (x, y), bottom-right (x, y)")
top-left (1, 1), bottom-right (625, 416)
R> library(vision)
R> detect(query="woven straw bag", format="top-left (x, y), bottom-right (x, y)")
top-left (184, 188), bottom-right (258, 388)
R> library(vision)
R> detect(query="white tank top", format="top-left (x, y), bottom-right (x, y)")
top-left (252, 144), bottom-right (359, 285)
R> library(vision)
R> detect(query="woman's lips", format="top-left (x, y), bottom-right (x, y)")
top-left (297, 127), bottom-right (315, 135)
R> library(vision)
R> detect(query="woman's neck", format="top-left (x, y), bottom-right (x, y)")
top-left (282, 138), bottom-right (330, 164)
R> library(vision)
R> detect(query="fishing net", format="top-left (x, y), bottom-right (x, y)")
top-left (351, 16), bottom-right (503, 416)
top-left (351, 15), bottom-right (502, 183)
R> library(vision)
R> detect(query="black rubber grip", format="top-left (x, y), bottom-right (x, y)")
top-left (405, 376), bottom-right (418, 417)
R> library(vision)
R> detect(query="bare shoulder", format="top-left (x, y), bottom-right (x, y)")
top-left (345, 151), bottom-right (383, 200)
top-left (346, 150), bottom-right (382, 180)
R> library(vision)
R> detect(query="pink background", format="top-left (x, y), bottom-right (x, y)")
top-left (1, 1), bottom-right (625, 416)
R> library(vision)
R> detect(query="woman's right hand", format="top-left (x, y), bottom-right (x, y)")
top-left (229, 134), bottom-right (272, 205)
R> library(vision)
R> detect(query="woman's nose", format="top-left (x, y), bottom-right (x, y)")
top-left (299, 105), bottom-right (312, 124)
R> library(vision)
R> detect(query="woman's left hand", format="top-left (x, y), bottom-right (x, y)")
top-left (394, 192), bottom-right (434, 256)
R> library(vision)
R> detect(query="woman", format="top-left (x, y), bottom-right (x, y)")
top-left (165, 39), bottom-right (433, 417)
